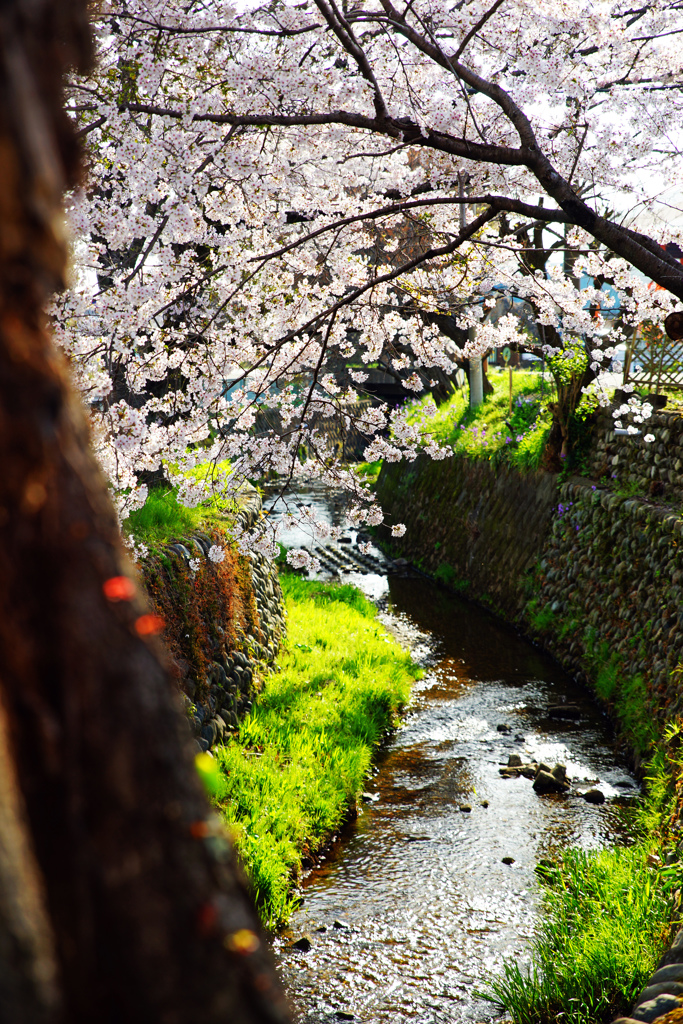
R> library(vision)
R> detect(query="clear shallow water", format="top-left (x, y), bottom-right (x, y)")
top-left (266, 489), bottom-right (637, 1024)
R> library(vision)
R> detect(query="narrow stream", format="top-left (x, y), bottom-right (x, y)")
top-left (265, 485), bottom-right (638, 1024)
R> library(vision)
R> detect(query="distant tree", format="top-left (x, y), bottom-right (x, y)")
top-left (0, 1), bottom-right (289, 1020)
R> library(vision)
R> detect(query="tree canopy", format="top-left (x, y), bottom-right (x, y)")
top-left (57, 0), bottom-right (683, 549)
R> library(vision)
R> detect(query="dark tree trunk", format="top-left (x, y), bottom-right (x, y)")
top-left (0, 3), bottom-right (289, 1022)
top-left (0, 701), bottom-right (60, 1023)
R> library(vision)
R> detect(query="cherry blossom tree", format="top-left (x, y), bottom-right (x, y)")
top-left (57, 0), bottom-right (683, 553)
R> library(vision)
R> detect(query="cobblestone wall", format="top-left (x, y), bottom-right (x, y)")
top-left (530, 480), bottom-right (683, 738)
top-left (377, 454), bottom-right (683, 756)
top-left (589, 408), bottom-right (683, 505)
top-left (139, 488), bottom-right (286, 752)
top-left (376, 456), bottom-right (558, 618)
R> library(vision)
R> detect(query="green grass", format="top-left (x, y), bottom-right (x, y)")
top-left (584, 640), bottom-right (658, 759)
top-left (123, 460), bottom-right (239, 544)
top-left (485, 842), bottom-right (676, 1024)
top-left (212, 576), bottom-right (420, 928)
top-left (355, 460), bottom-right (383, 485)
top-left (407, 368), bottom-right (554, 470)
top-left (527, 596), bottom-right (556, 633)
top-left (433, 562), bottom-right (469, 592)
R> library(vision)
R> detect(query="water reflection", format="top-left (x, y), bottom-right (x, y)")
top-left (274, 574), bottom-right (637, 1023)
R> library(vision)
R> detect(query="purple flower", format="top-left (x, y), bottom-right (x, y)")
top-left (517, 435), bottom-right (523, 442)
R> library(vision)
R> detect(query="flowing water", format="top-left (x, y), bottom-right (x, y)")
top-left (265, 484), bottom-right (638, 1024)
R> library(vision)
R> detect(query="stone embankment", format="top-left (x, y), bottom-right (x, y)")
top-left (532, 481), bottom-right (683, 734)
top-left (375, 455), bottom-right (557, 618)
top-left (139, 486), bottom-right (286, 752)
top-left (590, 408), bottom-right (683, 505)
top-left (376, 425), bottom-right (683, 754)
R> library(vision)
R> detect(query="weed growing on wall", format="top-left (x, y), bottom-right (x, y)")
top-left (433, 563), bottom-right (470, 592)
top-left (580, 638), bottom-right (658, 760)
top-left (526, 597), bottom-right (555, 633)
top-left (212, 577), bottom-right (420, 928)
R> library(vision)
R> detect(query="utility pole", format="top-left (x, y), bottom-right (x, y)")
top-left (460, 171), bottom-right (483, 407)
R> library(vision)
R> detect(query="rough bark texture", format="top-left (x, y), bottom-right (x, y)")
top-left (0, 3), bottom-right (290, 1021)
top-left (0, 698), bottom-right (60, 1023)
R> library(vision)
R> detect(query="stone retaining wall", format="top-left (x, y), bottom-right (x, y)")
top-left (139, 488), bottom-right (286, 752)
top-left (377, 455), bottom-right (683, 754)
top-left (530, 481), bottom-right (683, 740)
top-left (589, 408), bottom-right (683, 505)
top-left (376, 456), bottom-right (558, 618)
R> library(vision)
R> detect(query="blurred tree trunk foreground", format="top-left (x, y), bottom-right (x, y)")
top-left (0, 2), bottom-right (289, 1021)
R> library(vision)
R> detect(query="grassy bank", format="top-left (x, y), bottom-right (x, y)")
top-left (123, 460), bottom-right (238, 545)
top-left (485, 744), bottom-right (682, 1024)
top-left (211, 576), bottom-right (419, 928)
top-left (408, 367), bottom-right (554, 470)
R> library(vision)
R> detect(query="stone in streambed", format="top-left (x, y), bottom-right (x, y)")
top-left (459, 804), bottom-right (472, 812)
top-left (632, 995), bottom-right (683, 1022)
top-left (551, 764), bottom-right (567, 782)
top-left (502, 856), bottom-right (515, 865)
top-left (292, 935), bottom-right (312, 952)
top-left (584, 788), bottom-right (605, 805)
top-left (507, 754), bottom-right (523, 768)
top-left (533, 770), bottom-right (569, 795)
top-left (548, 703), bottom-right (581, 720)
top-left (481, 800), bottom-right (489, 808)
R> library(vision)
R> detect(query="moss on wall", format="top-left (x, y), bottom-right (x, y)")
top-left (140, 529), bottom-right (260, 701)
top-left (137, 524), bottom-right (286, 752)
